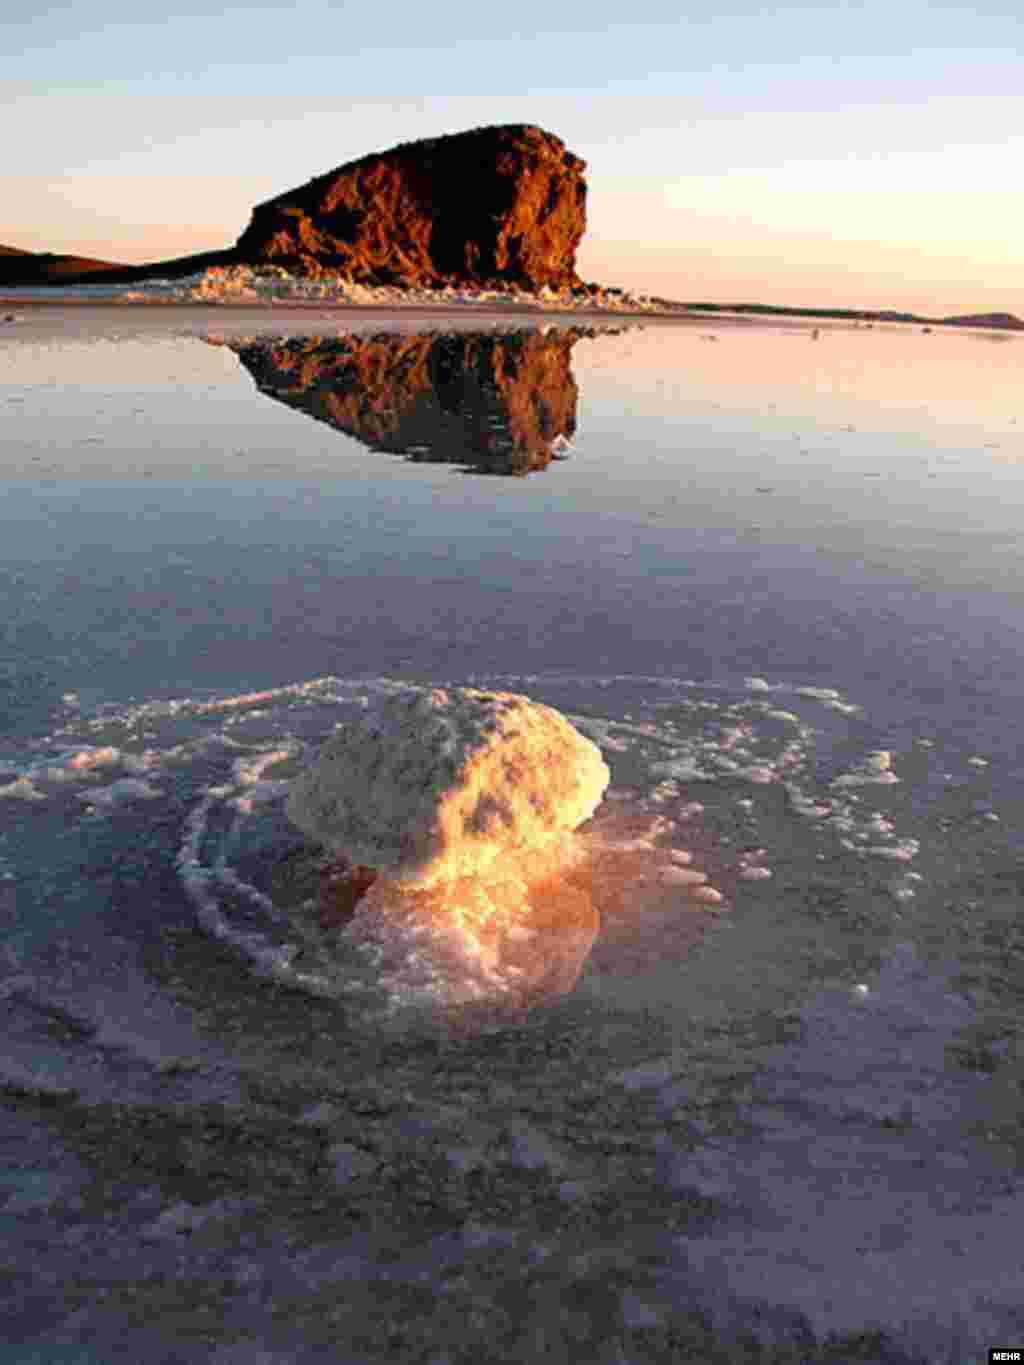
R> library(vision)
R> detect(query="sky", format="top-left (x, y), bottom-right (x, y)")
top-left (4, 0), bottom-right (1023, 314)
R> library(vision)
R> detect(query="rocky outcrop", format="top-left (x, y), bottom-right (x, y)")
top-left (233, 124), bottom-right (587, 291)
top-left (225, 329), bottom-right (589, 475)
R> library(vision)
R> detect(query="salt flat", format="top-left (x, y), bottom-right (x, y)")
top-left (2, 305), bottom-right (1022, 1363)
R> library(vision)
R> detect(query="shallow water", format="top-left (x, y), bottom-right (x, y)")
top-left (2, 306), bottom-right (1023, 1362)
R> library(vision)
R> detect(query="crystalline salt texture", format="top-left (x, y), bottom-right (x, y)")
top-left (285, 686), bottom-right (610, 890)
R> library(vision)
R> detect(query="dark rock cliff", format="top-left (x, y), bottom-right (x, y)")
top-left (233, 124), bottom-right (587, 291)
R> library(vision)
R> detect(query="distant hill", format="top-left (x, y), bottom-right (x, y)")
top-left (940, 312), bottom-right (1024, 331)
top-left (680, 300), bottom-right (1023, 332)
top-left (0, 246), bottom-right (129, 284)
top-left (0, 244), bottom-right (237, 286)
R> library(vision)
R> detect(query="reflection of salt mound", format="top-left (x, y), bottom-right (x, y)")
top-left (286, 687), bottom-right (610, 888)
top-left (284, 686), bottom-right (611, 1012)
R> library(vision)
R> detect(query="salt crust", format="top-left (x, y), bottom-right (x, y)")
top-left (15, 264), bottom-right (670, 313)
top-left (285, 686), bottom-right (610, 890)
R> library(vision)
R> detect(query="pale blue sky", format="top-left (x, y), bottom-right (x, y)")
top-left (4, 0), bottom-right (1022, 311)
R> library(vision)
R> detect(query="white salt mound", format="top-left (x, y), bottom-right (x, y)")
top-left (285, 686), bottom-right (610, 890)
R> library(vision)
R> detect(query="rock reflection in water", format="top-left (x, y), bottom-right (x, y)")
top-left (221, 329), bottom-right (600, 475)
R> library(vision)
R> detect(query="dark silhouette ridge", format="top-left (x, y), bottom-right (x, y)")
top-left (0, 245), bottom-right (239, 287)
top-left (680, 300), bottom-right (1024, 331)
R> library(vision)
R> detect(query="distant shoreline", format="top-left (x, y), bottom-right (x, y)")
top-left (667, 300), bottom-right (1024, 331)
top-left (0, 296), bottom-right (712, 326)
top-left (2, 295), bottom-right (1021, 335)
top-left (1, 247), bottom-right (1021, 331)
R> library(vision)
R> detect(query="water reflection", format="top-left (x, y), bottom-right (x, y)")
top-left (219, 329), bottom-right (612, 475)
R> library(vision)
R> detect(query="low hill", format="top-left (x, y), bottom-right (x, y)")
top-left (940, 312), bottom-right (1024, 331)
top-left (0, 245), bottom-right (237, 286)
top-left (0, 247), bottom-right (128, 284)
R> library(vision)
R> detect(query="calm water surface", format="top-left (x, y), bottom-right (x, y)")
top-left (2, 308), bottom-right (1023, 974)
top-left (4, 315), bottom-right (1023, 724)
top-left (1, 307), bottom-right (1023, 1361)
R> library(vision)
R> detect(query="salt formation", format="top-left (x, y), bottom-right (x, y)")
top-left (286, 686), bottom-right (610, 889)
top-left (282, 686), bottom-right (613, 1011)
top-left (112, 264), bottom-right (665, 311)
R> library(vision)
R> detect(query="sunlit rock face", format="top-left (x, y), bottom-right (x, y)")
top-left (224, 330), bottom-right (587, 476)
top-left (287, 687), bottom-right (609, 889)
top-left (233, 124), bottom-right (587, 291)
